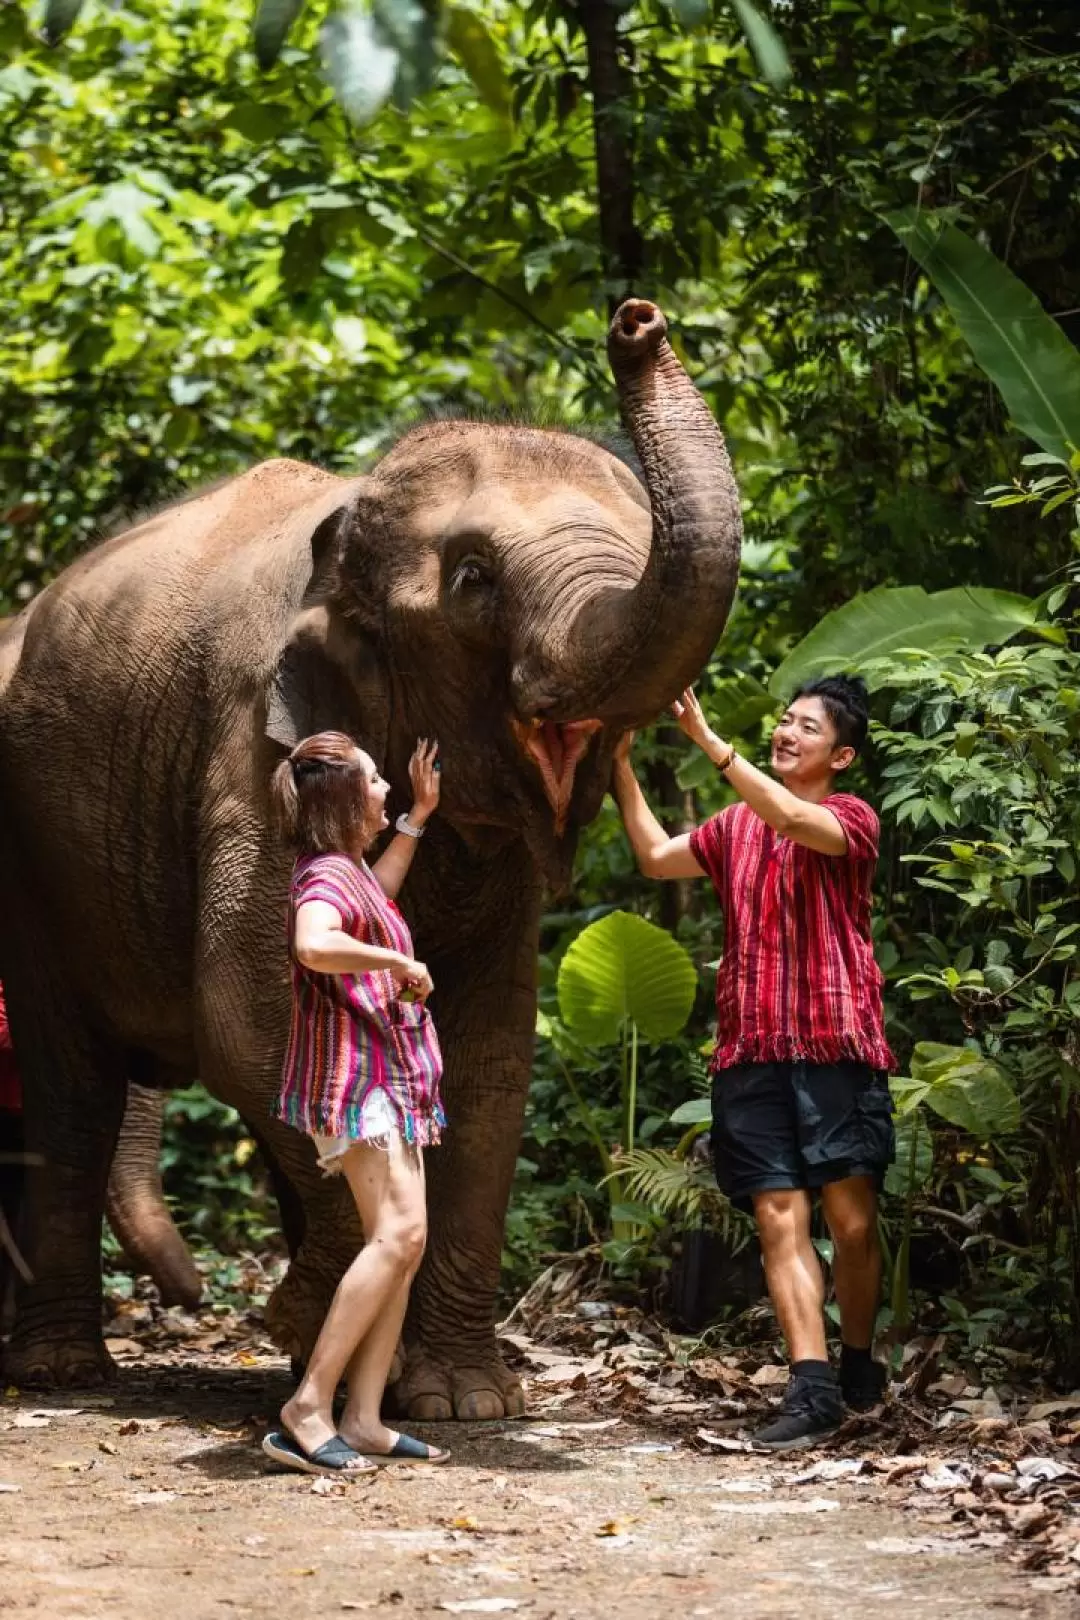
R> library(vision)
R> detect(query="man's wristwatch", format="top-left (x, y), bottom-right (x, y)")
top-left (395, 813), bottom-right (425, 840)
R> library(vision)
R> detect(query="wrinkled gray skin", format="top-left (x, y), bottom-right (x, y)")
top-left (0, 631), bottom-right (198, 1313)
top-left (0, 301), bottom-right (741, 1415)
top-left (105, 1085), bottom-right (202, 1311)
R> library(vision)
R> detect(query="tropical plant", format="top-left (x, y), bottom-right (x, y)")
top-left (536, 909), bottom-right (698, 1253)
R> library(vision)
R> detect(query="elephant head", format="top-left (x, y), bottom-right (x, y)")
top-left (268, 299), bottom-right (741, 884)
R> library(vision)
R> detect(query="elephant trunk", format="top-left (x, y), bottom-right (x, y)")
top-left (570, 299), bottom-right (742, 725)
top-left (106, 1084), bottom-right (202, 1311)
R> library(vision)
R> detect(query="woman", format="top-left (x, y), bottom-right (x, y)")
top-left (261, 731), bottom-right (448, 1477)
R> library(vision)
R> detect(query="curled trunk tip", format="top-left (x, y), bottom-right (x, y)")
top-left (608, 299), bottom-right (667, 363)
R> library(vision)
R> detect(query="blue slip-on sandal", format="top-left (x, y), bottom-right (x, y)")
top-left (261, 1429), bottom-right (377, 1477)
top-left (355, 1431), bottom-right (450, 1466)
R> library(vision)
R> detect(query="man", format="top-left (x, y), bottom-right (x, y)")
top-left (612, 676), bottom-right (895, 1450)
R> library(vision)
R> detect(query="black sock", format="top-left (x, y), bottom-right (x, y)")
top-left (841, 1342), bottom-right (873, 1365)
top-left (791, 1358), bottom-right (836, 1384)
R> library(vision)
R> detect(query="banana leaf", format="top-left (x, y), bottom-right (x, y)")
top-left (769, 584), bottom-right (1036, 698)
top-left (886, 208), bottom-right (1080, 464)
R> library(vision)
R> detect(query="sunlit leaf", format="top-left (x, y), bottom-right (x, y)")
top-left (769, 585), bottom-right (1036, 697)
top-left (42, 0), bottom-right (86, 45)
top-left (886, 208), bottom-right (1080, 463)
top-left (885, 1108), bottom-right (934, 1196)
top-left (557, 911), bottom-right (698, 1046)
top-left (727, 0), bottom-right (791, 87)
top-left (446, 6), bottom-right (511, 119)
top-left (253, 0), bottom-right (306, 69)
top-left (910, 1042), bottom-right (1021, 1139)
top-left (669, 1096), bottom-right (712, 1125)
top-left (321, 3), bottom-right (399, 127)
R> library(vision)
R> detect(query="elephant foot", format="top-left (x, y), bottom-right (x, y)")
top-left (3, 1332), bottom-right (117, 1390)
top-left (391, 1345), bottom-right (526, 1422)
top-left (264, 1266), bottom-right (334, 1365)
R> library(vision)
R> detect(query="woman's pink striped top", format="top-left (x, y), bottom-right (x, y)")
top-left (274, 853), bottom-right (445, 1147)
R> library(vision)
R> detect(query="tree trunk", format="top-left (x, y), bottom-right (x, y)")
top-left (577, 0), bottom-right (644, 306)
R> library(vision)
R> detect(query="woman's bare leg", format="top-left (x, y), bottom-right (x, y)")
top-left (338, 1136), bottom-right (427, 1452)
top-left (279, 1138), bottom-right (422, 1460)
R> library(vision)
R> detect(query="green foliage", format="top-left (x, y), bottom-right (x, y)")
top-left (4, 0), bottom-right (1080, 1367)
top-left (160, 1087), bottom-right (280, 1252)
top-left (886, 209), bottom-right (1080, 465)
top-left (769, 586), bottom-right (1038, 699)
top-left (557, 910), bottom-right (698, 1046)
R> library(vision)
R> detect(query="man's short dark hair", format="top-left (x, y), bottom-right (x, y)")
top-left (790, 674), bottom-right (869, 753)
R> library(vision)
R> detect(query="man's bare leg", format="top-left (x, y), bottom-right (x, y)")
top-left (752, 1189), bottom-right (828, 1361)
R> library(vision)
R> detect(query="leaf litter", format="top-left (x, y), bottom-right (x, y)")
top-left (0, 1259), bottom-right (1076, 1606)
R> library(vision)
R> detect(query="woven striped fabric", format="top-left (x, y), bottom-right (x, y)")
top-left (0, 981), bottom-right (20, 1113)
top-left (689, 794), bottom-right (895, 1075)
top-left (274, 853), bottom-right (445, 1147)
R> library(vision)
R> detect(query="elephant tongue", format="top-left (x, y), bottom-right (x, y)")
top-left (514, 718), bottom-right (602, 834)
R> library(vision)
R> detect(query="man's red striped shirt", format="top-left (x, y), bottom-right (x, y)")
top-left (688, 793), bottom-right (895, 1074)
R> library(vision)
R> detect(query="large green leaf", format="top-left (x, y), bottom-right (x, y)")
top-left (910, 1042), bottom-right (1021, 1139)
top-left (321, 4), bottom-right (399, 126)
top-left (884, 1107), bottom-right (934, 1198)
top-left (42, 0), bottom-right (86, 44)
top-left (557, 911), bottom-right (698, 1046)
top-left (253, 0), bottom-right (306, 69)
top-left (885, 209), bottom-right (1080, 463)
top-left (769, 585), bottom-right (1036, 697)
top-left (445, 6), bottom-right (511, 119)
top-left (727, 0), bottom-right (791, 87)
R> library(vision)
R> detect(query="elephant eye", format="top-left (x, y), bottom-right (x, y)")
top-left (449, 555), bottom-right (492, 594)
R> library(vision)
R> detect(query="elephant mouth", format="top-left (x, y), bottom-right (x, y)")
top-left (510, 717), bottom-right (603, 835)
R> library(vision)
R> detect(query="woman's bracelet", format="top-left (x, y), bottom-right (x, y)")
top-left (395, 813), bottom-right (425, 839)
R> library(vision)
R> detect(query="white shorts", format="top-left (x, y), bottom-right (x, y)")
top-left (311, 1089), bottom-right (400, 1174)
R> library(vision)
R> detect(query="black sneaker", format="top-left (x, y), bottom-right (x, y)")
top-left (751, 1374), bottom-right (845, 1452)
top-left (839, 1354), bottom-right (887, 1411)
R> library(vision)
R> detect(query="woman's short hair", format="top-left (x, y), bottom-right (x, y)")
top-left (270, 731), bottom-right (374, 856)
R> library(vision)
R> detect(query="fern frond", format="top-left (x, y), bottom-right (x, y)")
top-left (611, 1147), bottom-right (749, 1242)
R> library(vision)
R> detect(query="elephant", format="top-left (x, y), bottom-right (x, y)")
top-left (1, 1075), bottom-right (202, 1320)
top-left (0, 298), bottom-right (741, 1414)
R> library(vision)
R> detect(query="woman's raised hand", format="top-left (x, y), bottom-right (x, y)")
top-left (672, 687), bottom-right (715, 750)
top-left (407, 738), bottom-right (441, 823)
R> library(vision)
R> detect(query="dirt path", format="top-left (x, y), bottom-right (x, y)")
top-left (2, 1351), bottom-right (1076, 1620)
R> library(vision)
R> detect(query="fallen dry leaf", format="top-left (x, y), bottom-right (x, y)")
top-left (98, 1440), bottom-right (117, 1456)
top-left (697, 1429), bottom-right (751, 1452)
top-left (0, 1482), bottom-right (21, 1493)
top-left (749, 1364), bottom-right (789, 1388)
top-left (12, 1414), bottom-right (51, 1429)
top-left (118, 1420), bottom-right (140, 1436)
top-left (595, 1519), bottom-right (633, 1537)
top-left (710, 1497), bottom-right (841, 1516)
top-left (129, 1491), bottom-right (178, 1506)
top-left (448, 1516), bottom-right (481, 1533)
top-left (103, 1338), bottom-right (144, 1357)
top-left (1009, 1504), bottom-right (1057, 1539)
top-left (436, 1603), bottom-right (521, 1615)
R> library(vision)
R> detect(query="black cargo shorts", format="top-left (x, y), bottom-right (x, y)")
top-left (710, 1059), bottom-right (895, 1211)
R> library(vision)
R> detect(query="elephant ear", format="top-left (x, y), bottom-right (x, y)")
top-left (265, 494), bottom-right (388, 757)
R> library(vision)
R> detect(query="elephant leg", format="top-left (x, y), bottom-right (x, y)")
top-left (394, 1024), bottom-right (532, 1423)
top-left (105, 1083), bottom-right (202, 1311)
top-left (2, 961), bottom-right (126, 1388)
